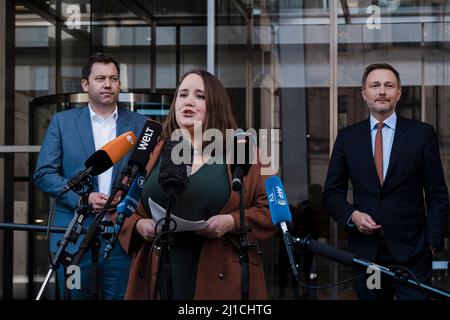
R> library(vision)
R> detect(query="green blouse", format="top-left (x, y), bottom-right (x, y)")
top-left (141, 158), bottom-right (230, 299)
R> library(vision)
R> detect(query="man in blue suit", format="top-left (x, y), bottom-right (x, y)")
top-left (323, 63), bottom-right (449, 299)
top-left (34, 52), bottom-right (148, 299)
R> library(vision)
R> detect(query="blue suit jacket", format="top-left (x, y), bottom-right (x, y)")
top-left (34, 105), bottom-right (148, 252)
top-left (323, 117), bottom-right (449, 262)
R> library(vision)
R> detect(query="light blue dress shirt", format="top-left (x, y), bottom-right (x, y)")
top-left (347, 112), bottom-right (397, 226)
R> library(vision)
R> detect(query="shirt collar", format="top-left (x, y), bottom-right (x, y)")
top-left (370, 112), bottom-right (397, 130)
top-left (89, 104), bottom-right (118, 122)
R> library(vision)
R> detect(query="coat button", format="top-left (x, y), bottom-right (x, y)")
top-left (218, 273), bottom-right (225, 280)
top-left (138, 271), bottom-right (145, 278)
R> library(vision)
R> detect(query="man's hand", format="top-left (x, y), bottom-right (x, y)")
top-left (351, 210), bottom-right (381, 235)
top-left (136, 218), bottom-right (156, 242)
top-left (88, 192), bottom-right (109, 212)
top-left (195, 214), bottom-right (235, 239)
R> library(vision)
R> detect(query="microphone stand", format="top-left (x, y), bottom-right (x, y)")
top-left (0, 223), bottom-right (86, 234)
top-left (293, 235), bottom-right (450, 300)
top-left (155, 187), bottom-right (176, 300)
top-left (68, 165), bottom-right (134, 300)
top-left (99, 164), bottom-right (136, 239)
top-left (36, 177), bottom-right (93, 300)
top-left (233, 178), bottom-right (262, 300)
top-left (236, 180), bottom-right (250, 300)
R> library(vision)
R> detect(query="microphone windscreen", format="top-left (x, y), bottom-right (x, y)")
top-left (159, 139), bottom-right (190, 194)
top-left (85, 131), bottom-right (137, 175)
top-left (232, 130), bottom-right (256, 176)
top-left (128, 120), bottom-right (162, 170)
top-left (264, 175), bottom-right (292, 226)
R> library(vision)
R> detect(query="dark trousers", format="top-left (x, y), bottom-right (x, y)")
top-left (355, 242), bottom-right (433, 300)
top-left (55, 239), bottom-right (131, 300)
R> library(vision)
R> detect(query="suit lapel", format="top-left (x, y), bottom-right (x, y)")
top-left (384, 117), bottom-right (407, 185)
top-left (111, 108), bottom-right (131, 188)
top-left (76, 106), bottom-right (96, 159)
top-left (75, 106), bottom-right (98, 189)
top-left (359, 118), bottom-right (381, 187)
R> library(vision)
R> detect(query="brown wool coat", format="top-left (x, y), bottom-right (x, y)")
top-left (118, 142), bottom-right (276, 300)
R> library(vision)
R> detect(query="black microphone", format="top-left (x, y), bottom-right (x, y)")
top-left (230, 129), bottom-right (255, 191)
top-left (102, 120), bottom-right (162, 239)
top-left (158, 139), bottom-right (191, 196)
top-left (126, 120), bottom-right (162, 180)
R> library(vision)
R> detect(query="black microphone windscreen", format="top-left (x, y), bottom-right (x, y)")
top-left (230, 129), bottom-right (256, 180)
top-left (128, 120), bottom-right (162, 170)
top-left (85, 150), bottom-right (114, 176)
top-left (158, 139), bottom-right (191, 195)
top-left (305, 238), bottom-right (355, 266)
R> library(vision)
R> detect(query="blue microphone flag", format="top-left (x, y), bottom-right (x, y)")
top-left (264, 175), bottom-right (292, 226)
top-left (117, 171), bottom-right (146, 217)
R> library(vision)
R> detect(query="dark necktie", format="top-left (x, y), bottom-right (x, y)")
top-left (375, 122), bottom-right (384, 185)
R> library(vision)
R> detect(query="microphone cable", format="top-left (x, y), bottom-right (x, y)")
top-left (388, 264), bottom-right (427, 296)
top-left (293, 269), bottom-right (366, 290)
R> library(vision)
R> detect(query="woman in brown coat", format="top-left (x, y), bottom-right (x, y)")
top-left (119, 70), bottom-right (275, 300)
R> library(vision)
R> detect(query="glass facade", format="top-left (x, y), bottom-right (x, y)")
top-left (1, 0), bottom-right (449, 299)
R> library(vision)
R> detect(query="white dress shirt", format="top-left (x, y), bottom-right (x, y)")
top-left (89, 105), bottom-right (118, 195)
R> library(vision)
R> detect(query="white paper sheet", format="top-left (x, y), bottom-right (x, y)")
top-left (147, 197), bottom-right (208, 232)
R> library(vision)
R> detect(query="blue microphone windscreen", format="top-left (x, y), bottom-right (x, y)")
top-left (264, 176), bottom-right (292, 226)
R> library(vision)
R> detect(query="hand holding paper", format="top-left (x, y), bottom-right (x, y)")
top-left (147, 197), bottom-right (208, 232)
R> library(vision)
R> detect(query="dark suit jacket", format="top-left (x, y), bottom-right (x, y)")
top-left (323, 116), bottom-right (449, 262)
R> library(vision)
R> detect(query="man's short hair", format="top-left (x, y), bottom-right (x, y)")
top-left (362, 63), bottom-right (401, 88)
top-left (82, 52), bottom-right (120, 80)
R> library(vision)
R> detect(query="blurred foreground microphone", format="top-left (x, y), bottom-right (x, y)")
top-left (104, 170), bottom-right (145, 259)
top-left (60, 131), bottom-right (137, 195)
top-left (158, 139), bottom-right (190, 196)
top-left (265, 175), bottom-right (300, 282)
top-left (126, 120), bottom-right (162, 180)
top-left (231, 130), bottom-right (255, 191)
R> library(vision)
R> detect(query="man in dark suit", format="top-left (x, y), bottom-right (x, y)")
top-left (323, 63), bottom-right (449, 300)
top-left (34, 53), bottom-right (148, 299)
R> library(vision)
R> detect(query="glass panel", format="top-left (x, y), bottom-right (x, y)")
top-left (217, 0), bottom-right (331, 299)
top-left (61, 29), bottom-right (90, 93)
top-left (180, 26), bottom-right (207, 74)
top-left (157, 26), bottom-right (177, 89)
top-left (136, 0), bottom-right (207, 17)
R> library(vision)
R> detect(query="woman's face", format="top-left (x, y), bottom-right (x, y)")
top-left (175, 73), bottom-right (207, 134)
